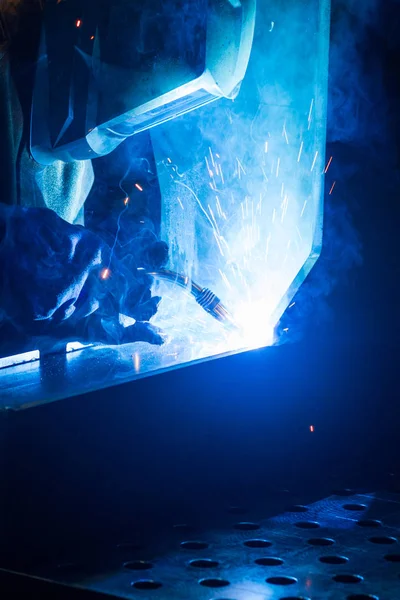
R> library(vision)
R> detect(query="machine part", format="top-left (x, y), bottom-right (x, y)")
top-left (30, 0), bottom-right (256, 164)
top-left (147, 268), bottom-right (239, 330)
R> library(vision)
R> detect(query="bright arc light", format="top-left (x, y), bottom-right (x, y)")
top-left (231, 300), bottom-right (275, 350)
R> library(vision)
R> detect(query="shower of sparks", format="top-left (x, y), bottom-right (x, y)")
top-left (135, 183), bottom-right (143, 192)
top-left (329, 181), bottom-right (336, 195)
top-left (310, 151), bottom-right (318, 172)
top-left (148, 102), bottom-right (324, 361)
top-left (324, 155), bottom-right (333, 174)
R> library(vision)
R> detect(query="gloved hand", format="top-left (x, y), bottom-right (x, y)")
top-left (0, 204), bottom-right (168, 347)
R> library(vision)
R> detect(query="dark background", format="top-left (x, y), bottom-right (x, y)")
top-left (1, 0), bottom-right (400, 581)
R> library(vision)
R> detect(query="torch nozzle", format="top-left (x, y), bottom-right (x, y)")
top-left (146, 269), bottom-right (239, 330)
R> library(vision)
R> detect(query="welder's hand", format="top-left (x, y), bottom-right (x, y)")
top-left (105, 226), bottom-right (169, 323)
top-left (0, 204), bottom-right (106, 327)
top-left (0, 205), bottom-right (167, 347)
top-left (77, 314), bottom-right (166, 347)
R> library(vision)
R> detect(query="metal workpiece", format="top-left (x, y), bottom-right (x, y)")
top-left (21, 491), bottom-right (400, 600)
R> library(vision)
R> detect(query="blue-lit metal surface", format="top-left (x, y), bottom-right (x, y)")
top-left (11, 491), bottom-right (400, 599)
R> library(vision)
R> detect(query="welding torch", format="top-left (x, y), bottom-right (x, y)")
top-left (146, 269), bottom-right (239, 331)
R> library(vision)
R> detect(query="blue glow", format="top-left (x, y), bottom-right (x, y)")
top-left (150, 0), bottom-right (330, 363)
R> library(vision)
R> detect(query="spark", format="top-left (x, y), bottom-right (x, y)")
top-left (269, 21), bottom-right (275, 32)
top-left (282, 122), bottom-right (289, 145)
top-left (324, 155), bottom-right (333, 174)
top-left (216, 196), bottom-right (226, 219)
top-left (329, 181), bottom-right (337, 195)
top-left (167, 157), bottom-right (172, 163)
top-left (133, 353), bottom-right (140, 373)
top-left (100, 268), bottom-right (110, 280)
top-left (296, 226), bottom-right (303, 242)
top-left (124, 197), bottom-right (129, 206)
top-left (283, 327), bottom-right (289, 332)
top-left (216, 153), bottom-right (220, 159)
top-left (281, 183), bottom-right (285, 197)
top-left (205, 156), bottom-right (213, 178)
top-left (219, 236), bottom-right (230, 252)
top-left (212, 230), bottom-right (225, 256)
top-left (209, 147), bottom-right (216, 168)
top-left (135, 183), bottom-right (143, 192)
top-left (310, 151), bottom-right (318, 172)
top-left (297, 140), bottom-right (304, 162)
top-left (90, 35), bottom-right (95, 40)
top-left (208, 204), bottom-right (223, 246)
top-left (177, 196), bottom-right (184, 210)
top-left (276, 157), bottom-right (281, 177)
top-left (300, 200), bottom-right (307, 217)
top-left (219, 164), bottom-right (225, 184)
top-left (219, 270), bottom-right (232, 290)
top-left (75, 19), bottom-right (82, 27)
top-left (310, 425), bottom-right (315, 433)
top-left (308, 98), bottom-right (314, 128)
top-left (261, 166), bottom-right (269, 182)
top-left (237, 157), bottom-right (246, 176)
top-left (264, 140), bottom-right (268, 153)
top-left (289, 302), bottom-right (296, 308)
